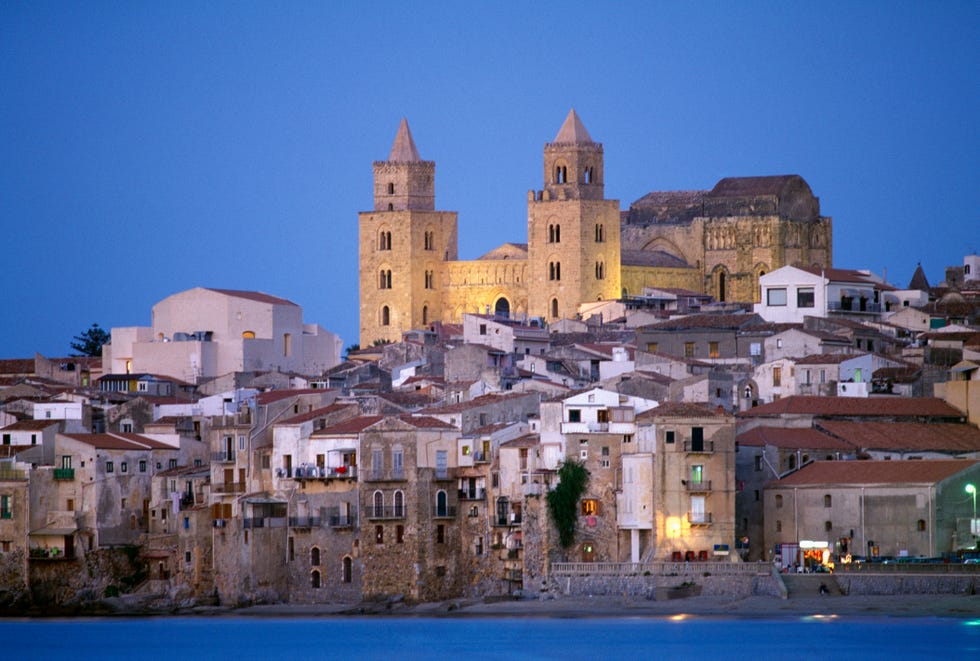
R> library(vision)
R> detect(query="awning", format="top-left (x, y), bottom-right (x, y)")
top-left (951, 361), bottom-right (979, 373)
top-left (29, 526), bottom-right (77, 536)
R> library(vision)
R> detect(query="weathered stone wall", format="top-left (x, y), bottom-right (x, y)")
top-left (549, 570), bottom-right (782, 600)
top-left (835, 573), bottom-right (977, 596)
top-left (25, 548), bottom-right (147, 612)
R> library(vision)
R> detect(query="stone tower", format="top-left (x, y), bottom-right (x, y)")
top-left (358, 119), bottom-right (458, 346)
top-left (527, 109), bottom-right (621, 321)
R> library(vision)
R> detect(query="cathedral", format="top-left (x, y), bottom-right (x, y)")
top-left (358, 110), bottom-right (833, 345)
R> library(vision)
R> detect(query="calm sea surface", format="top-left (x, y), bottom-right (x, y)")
top-left (3, 615), bottom-right (977, 660)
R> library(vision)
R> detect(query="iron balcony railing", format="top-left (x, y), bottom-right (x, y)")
top-left (288, 516), bottom-right (322, 528)
top-left (293, 465), bottom-right (358, 480)
top-left (433, 506), bottom-right (457, 519)
top-left (53, 468), bottom-right (75, 481)
top-left (212, 482), bottom-right (246, 494)
top-left (684, 480), bottom-right (712, 492)
top-left (211, 451), bottom-right (235, 463)
top-left (683, 440), bottom-right (714, 454)
top-left (686, 512), bottom-right (713, 526)
top-left (458, 488), bottom-right (486, 500)
top-left (366, 506), bottom-right (406, 520)
top-left (365, 469), bottom-right (406, 482)
top-left (329, 514), bottom-right (357, 528)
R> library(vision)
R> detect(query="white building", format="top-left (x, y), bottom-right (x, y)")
top-left (104, 288), bottom-right (343, 383)
top-left (755, 266), bottom-right (891, 324)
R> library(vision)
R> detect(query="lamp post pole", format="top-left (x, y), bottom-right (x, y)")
top-left (966, 484), bottom-right (977, 547)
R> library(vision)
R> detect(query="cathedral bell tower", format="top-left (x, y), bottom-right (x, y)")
top-left (358, 119), bottom-right (458, 346)
top-left (527, 109), bottom-right (621, 322)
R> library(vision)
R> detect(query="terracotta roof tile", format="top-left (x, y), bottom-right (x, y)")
top-left (638, 402), bottom-right (727, 420)
top-left (737, 426), bottom-right (854, 451)
top-left (771, 459), bottom-right (978, 487)
top-left (817, 421), bottom-right (980, 453)
top-left (738, 396), bottom-right (963, 419)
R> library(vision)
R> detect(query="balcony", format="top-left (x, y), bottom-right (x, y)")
top-left (434, 467), bottom-right (454, 481)
top-left (683, 440), bottom-right (714, 454)
top-left (366, 506), bottom-right (406, 520)
top-left (473, 451), bottom-right (489, 464)
top-left (211, 451), bottom-right (235, 463)
top-left (458, 488), bottom-right (486, 501)
top-left (53, 468), bottom-right (75, 481)
top-left (495, 513), bottom-right (522, 527)
top-left (683, 480), bottom-right (712, 492)
top-left (288, 516), bottom-right (322, 529)
top-left (828, 301), bottom-right (881, 314)
top-left (433, 506), bottom-right (457, 519)
top-left (212, 482), bottom-right (246, 494)
top-left (329, 513), bottom-right (357, 528)
top-left (0, 468), bottom-right (27, 481)
top-left (292, 465), bottom-right (358, 480)
top-left (364, 469), bottom-right (406, 482)
top-left (588, 422), bottom-right (609, 432)
top-left (687, 512), bottom-right (713, 526)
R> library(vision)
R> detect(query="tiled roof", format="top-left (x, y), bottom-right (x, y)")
top-left (797, 266), bottom-right (882, 285)
top-left (794, 353), bottom-right (865, 365)
top-left (255, 389), bottom-right (329, 405)
top-left (0, 419), bottom-right (60, 432)
top-left (500, 433), bottom-right (540, 448)
top-left (313, 416), bottom-right (384, 435)
top-left (418, 392), bottom-right (535, 415)
top-left (477, 243), bottom-right (528, 260)
top-left (552, 108), bottom-right (593, 144)
top-left (0, 359), bottom-right (36, 375)
top-left (277, 403), bottom-right (355, 426)
top-left (61, 433), bottom-right (175, 451)
top-left (638, 402), bottom-right (726, 420)
top-left (641, 313), bottom-right (760, 332)
top-left (204, 288), bottom-right (297, 306)
top-left (738, 396), bottom-right (963, 419)
top-left (630, 190), bottom-right (705, 207)
top-left (770, 459), bottom-right (978, 487)
top-left (620, 249), bottom-right (691, 269)
top-left (817, 421), bottom-right (980, 453)
top-left (708, 175), bottom-right (802, 198)
top-left (736, 426), bottom-right (854, 451)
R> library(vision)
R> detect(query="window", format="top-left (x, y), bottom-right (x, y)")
top-left (691, 427), bottom-right (704, 452)
top-left (169, 458), bottom-right (177, 469)
top-left (548, 224), bottom-right (561, 243)
top-left (708, 341), bottom-right (719, 359)
top-left (775, 494), bottom-right (783, 509)
top-left (479, 324), bottom-right (487, 335)
top-left (549, 261), bottom-right (561, 281)
top-left (824, 494), bottom-right (832, 507)
top-left (772, 367), bottom-right (782, 387)
top-left (139, 459), bottom-right (147, 473)
top-left (381, 306), bottom-right (390, 326)
top-left (375, 525), bottom-right (384, 544)
top-left (581, 499), bottom-right (599, 515)
top-left (595, 261), bottom-right (605, 280)
top-left (917, 519), bottom-right (926, 532)
top-left (311, 547), bottom-right (320, 566)
top-left (690, 465), bottom-right (703, 485)
top-left (600, 446), bottom-right (610, 468)
top-left (387, 182), bottom-right (395, 195)
top-left (311, 570), bottom-right (321, 588)
top-left (754, 455), bottom-right (762, 471)
top-left (797, 287), bottom-right (815, 308)
top-left (185, 550), bottom-right (192, 563)
top-left (436, 490), bottom-right (448, 517)
top-left (342, 556), bottom-right (353, 582)
top-left (595, 223), bottom-right (604, 242)
top-left (766, 288), bottom-right (787, 306)
top-left (122, 422), bottom-right (134, 432)
top-left (775, 520), bottom-right (782, 532)
top-left (684, 342), bottom-right (695, 358)
top-left (379, 230), bottom-right (392, 250)
top-left (665, 431), bottom-right (675, 444)
top-left (436, 524), bottom-right (445, 544)
top-left (373, 490), bottom-right (384, 516)
top-left (106, 461), bottom-right (114, 473)
top-left (551, 298), bottom-right (559, 318)
top-left (394, 490), bottom-right (405, 517)
top-left (379, 269), bottom-right (392, 289)
top-left (396, 524), bottom-right (404, 543)
top-left (67, 498), bottom-right (74, 511)
top-left (646, 342), bottom-right (658, 353)
top-left (121, 462), bottom-right (128, 473)
top-left (425, 270), bottom-right (434, 289)
top-left (568, 409), bottom-right (581, 423)
top-left (0, 495), bottom-right (11, 519)
top-left (288, 537), bottom-right (294, 561)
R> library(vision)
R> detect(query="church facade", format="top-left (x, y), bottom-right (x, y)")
top-left (359, 111), bottom-right (832, 346)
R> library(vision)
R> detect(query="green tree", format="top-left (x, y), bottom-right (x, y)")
top-left (343, 344), bottom-right (360, 361)
top-left (70, 323), bottom-right (109, 357)
top-left (546, 459), bottom-right (590, 549)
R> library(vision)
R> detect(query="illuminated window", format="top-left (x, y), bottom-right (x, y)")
top-left (581, 499), bottom-right (599, 515)
top-left (242, 330), bottom-right (255, 339)
top-left (708, 342), bottom-right (719, 359)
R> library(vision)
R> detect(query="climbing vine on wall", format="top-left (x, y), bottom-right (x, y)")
top-left (546, 459), bottom-right (589, 549)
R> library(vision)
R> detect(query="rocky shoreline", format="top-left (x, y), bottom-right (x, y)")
top-left (7, 591), bottom-right (980, 620)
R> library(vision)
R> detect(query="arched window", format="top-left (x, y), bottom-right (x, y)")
top-left (555, 165), bottom-right (567, 184)
top-left (342, 556), bottom-right (353, 583)
top-left (595, 261), bottom-right (605, 280)
top-left (373, 490), bottom-right (384, 517)
top-left (311, 569), bottom-right (321, 588)
top-left (375, 525), bottom-right (384, 544)
top-left (242, 330), bottom-right (255, 339)
top-left (718, 271), bottom-right (727, 302)
top-left (551, 298), bottom-right (559, 318)
top-left (394, 490), bottom-right (405, 517)
top-left (387, 203), bottom-right (393, 211)
top-left (379, 269), bottom-right (392, 289)
top-left (422, 305), bottom-right (428, 325)
top-left (379, 230), bottom-right (391, 250)
top-left (824, 494), bottom-right (832, 507)
top-left (396, 524), bottom-right (405, 543)
top-left (436, 490), bottom-right (448, 517)
top-left (788, 454), bottom-right (796, 470)
top-left (549, 262), bottom-right (561, 281)
top-left (387, 182), bottom-right (394, 195)
top-left (310, 546), bottom-right (320, 566)
top-left (381, 306), bottom-right (390, 326)
top-left (584, 167), bottom-right (592, 184)
top-left (595, 223), bottom-right (604, 242)
top-left (494, 297), bottom-right (510, 318)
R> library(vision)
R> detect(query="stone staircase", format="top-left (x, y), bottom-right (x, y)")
top-left (782, 573), bottom-right (840, 598)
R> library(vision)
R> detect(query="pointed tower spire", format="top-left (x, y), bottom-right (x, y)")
top-left (388, 118), bottom-right (421, 162)
top-left (908, 262), bottom-right (930, 291)
top-left (553, 108), bottom-right (593, 144)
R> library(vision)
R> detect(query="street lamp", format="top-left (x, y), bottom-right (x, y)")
top-left (966, 484), bottom-right (977, 543)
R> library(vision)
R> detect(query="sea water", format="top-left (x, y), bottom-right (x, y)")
top-left (2, 615), bottom-right (977, 660)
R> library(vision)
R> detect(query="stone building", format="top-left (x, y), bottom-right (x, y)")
top-left (359, 111), bottom-right (833, 345)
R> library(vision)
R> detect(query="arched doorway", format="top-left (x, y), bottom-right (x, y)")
top-left (494, 297), bottom-right (510, 318)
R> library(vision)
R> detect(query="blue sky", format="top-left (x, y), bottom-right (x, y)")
top-left (2, 2), bottom-right (977, 358)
